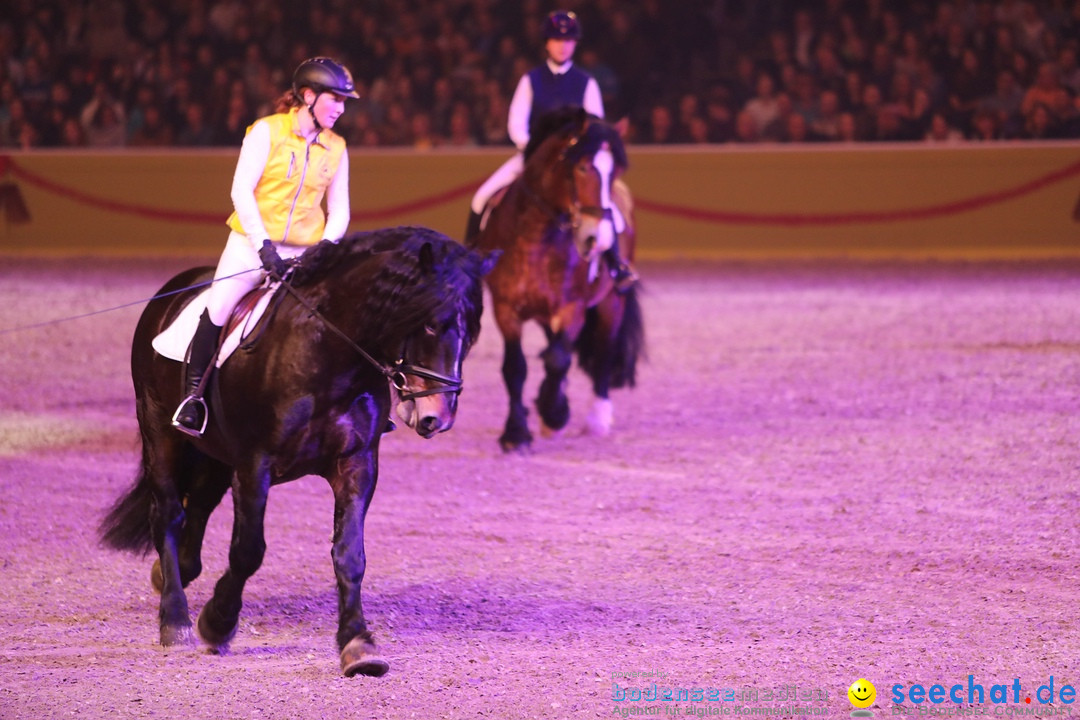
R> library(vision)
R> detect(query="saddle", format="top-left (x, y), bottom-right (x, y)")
top-left (152, 281), bottom-right (283, 367)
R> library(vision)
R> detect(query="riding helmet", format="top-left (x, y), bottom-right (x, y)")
top-left (292, 57), bottom-right (360, 100)
top-left (543, 10), bottom-right (582, 40)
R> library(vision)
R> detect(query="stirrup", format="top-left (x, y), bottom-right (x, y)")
top-left (171, 395), bottom-right (208, 437)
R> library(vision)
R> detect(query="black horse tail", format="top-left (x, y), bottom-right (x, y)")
top-left (99, 456), bottom-right (155, 555)
top-left (576, 285), bottom-right (646, 390)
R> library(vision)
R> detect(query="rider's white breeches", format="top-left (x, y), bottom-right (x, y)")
top-left (205, 231), bottom-right (307, 326)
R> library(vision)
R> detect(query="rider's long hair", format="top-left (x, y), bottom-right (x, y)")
top-left (274, 90), bottom-right (303, 114)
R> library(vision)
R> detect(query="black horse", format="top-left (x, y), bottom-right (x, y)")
top-left (100, 226), bottom-right (494, 676)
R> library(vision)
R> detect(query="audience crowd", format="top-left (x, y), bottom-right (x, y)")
top-left (3, 0), bottom-right (1080, 150)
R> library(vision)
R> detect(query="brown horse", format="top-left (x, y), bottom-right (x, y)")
top-left (468, 107), bottom-right (644, 452)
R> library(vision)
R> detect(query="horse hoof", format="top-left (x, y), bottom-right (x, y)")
top-left (340, 637), bottom-right (390, 677)
top-left (539, 422), bottom-right (566, 440)
top-left (160, 623), bottom-right (196, 648)
top-left (499, 437), bottom-right (532, 454)
top-left (150, 560), bottom-right (163, 594)
top-left (195, 604), bottom-right (237, 653)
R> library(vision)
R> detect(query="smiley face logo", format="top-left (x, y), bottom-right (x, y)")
top-left (848, 678), bottom-right (876, 709)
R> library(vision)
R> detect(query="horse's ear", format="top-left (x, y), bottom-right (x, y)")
top-left (480, 250), bottom-right (502, 276)
top-left (419, 241), bottom-right (436, 274)
top-left (613, 116), bottom-right (630, 140)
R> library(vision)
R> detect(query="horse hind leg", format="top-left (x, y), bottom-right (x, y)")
top-left (576, 295), bottom-right (641, 437)
top-left (150, 454), bottom-right (232, 593)
top-left (101, 427), bottom-right (196, 647)
top-left (196, 470), bottom-right (270, 653)
top-left (143, 437), bottom-right (199, 647)
top-left (536, 331), bottom-right (572, 436)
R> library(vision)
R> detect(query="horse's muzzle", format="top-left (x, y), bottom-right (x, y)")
top-left (395, 396), bottom-right (456, 438)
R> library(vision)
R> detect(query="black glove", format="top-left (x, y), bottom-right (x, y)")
top-left (258, 239), bottom-right (288, 277)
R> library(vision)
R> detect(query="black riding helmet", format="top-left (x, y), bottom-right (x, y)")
top-left (293, 57), bottom-right (359, 129)
top-left (543, 10), bottom-right (582, 40)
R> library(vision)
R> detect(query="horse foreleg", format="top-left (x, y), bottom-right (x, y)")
top-left (330, 451), bottom-right (389, 677)
top-left (499, 337), bottom-right (532, 452)
top-left (196, 469), bottom-right (270, 653)
top-left (537, 330), bottom-right (572, 434)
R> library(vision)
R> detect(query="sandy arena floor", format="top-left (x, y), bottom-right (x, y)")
top-left (0, 255), bottom-right (1078, 720)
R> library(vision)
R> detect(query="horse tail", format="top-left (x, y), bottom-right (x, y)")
top-left (576, 285), bottom-right (646, 390)
top-left (99, 449), bottom-right (155, 555)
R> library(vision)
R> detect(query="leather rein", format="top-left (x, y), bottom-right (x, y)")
top-left (275, 273), bottom-right (463, 401)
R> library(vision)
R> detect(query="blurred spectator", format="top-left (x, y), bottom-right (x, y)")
top-left (1, 0), bottom-right (1080, 149)
top-left (129, 106), bottom-right (175, 147)
top-left (1015, 101), bottom-right (1058, 138)
top-left (80, 85), bottom-right (127, 147)
top-left (744, 72), bottom-right (782, 136)
top-left (732, 109), bottom-right (760, 143)
top-left (176, 103), bottom-right (215, 146)
top-left (646, 103), bottom-right (674, 144)
top-left (970, 107), bottom-right (1006, 139)
top-left (925, 111), bottom-right (966, 141)
top-left (1021, 61), bottom-right (1070, 124)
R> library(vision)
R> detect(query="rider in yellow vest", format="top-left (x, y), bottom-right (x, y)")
top-left (173, 57), bottom-right (358, 436)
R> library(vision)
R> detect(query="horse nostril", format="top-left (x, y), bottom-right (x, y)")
top-left (418, 416), bottom-right (443, 436)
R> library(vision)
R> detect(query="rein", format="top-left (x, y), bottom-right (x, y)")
top-left (275, 274), bottom-right (463, 401)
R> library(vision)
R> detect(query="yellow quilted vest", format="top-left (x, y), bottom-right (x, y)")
top-left (226, 109), bottom-right (346, 245)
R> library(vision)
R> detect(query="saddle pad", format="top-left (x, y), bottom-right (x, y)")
top-left (151, 285), bottom-right (278, 368)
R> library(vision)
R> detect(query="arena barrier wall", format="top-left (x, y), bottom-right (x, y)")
top-left (1, 142), bottom-right (1079, 259)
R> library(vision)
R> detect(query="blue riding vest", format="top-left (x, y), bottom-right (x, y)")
top-left (528, 63), bottom-right (592, 119)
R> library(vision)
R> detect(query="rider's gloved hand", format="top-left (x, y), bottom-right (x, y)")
top-left (258, 239), bottom-right (288, 277)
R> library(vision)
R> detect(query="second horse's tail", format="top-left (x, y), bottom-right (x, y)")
top-left (576, 284), bottom-right (646, 390)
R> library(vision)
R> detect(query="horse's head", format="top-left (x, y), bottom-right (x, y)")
top-left (523, 107), bottom-right (629, 256)
top-left (386, 236), bottom-right (495, 438)
top-left (292, 228), bottom-right (494, 439)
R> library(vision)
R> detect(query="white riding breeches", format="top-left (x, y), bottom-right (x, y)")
top-left (204, 231), bottom-right (308, 326)
top-left (471, 153), bottom-right (524, 214)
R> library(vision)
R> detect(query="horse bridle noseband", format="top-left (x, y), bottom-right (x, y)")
top-left (276, 275), bottom-right (463, 402)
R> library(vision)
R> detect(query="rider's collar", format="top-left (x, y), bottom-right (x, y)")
top-left (289, 107), bottom-right (328, 146)
top-left (546, 58), bottom-right (574, 75)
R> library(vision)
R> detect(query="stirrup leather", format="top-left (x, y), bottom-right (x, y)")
top-left (172, 394), bottom-right (209, 437)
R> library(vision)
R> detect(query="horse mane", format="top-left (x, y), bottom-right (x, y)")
top-left (523, 106), bottom-right (628, 170)
top-left (288, 226), bottom-right (486, 353)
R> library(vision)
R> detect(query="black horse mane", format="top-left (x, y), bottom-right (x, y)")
top-left (288, 226), bottom-right (485, 352)
top-left (523, 106), bottom-right (628, 170)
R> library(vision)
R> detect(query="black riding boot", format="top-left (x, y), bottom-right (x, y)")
top-left (604, 234), bottom-right (639, 293)
top-left (172, 310), bottom-right (222, 437)
top-left (464, 209), bottom-right (482, 245)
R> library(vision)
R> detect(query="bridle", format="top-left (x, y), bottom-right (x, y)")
top-left (276, 276), bottom-right (463, 402)
top-left (523, 130), bottom-right (615, 234)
